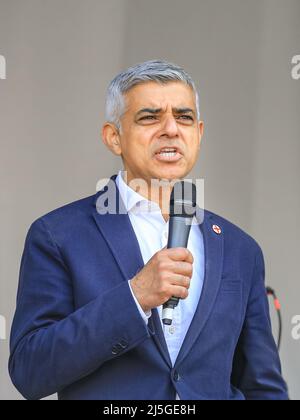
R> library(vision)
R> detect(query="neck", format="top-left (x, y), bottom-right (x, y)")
top-left (122, 171), bottom-right (173, 222)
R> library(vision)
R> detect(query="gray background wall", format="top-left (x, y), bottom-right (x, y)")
top-left (0, 0), bottom-right (299, 400)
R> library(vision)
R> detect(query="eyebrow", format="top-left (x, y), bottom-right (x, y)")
top-left (135, 107), bottom-right (195, 117)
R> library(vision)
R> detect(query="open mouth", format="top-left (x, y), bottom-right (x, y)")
top-left (154, 147), bottom-right (183, 162)
top-left (158, 149), bottom-right (177, 157)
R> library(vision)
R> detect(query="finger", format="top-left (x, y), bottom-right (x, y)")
top-left (167, 247), bottom-right (194, 263)
top-left (187, 250), bottom-right (194, 264)
top-left (168, 274), bottom-right (191, 289)
top-left (170, 261), bottom-right (193, 277)
top-left (169, 285), bottom-right (189, 300)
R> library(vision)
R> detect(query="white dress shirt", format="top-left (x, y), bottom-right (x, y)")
top-left (116, 170), bottom-right (205, 367)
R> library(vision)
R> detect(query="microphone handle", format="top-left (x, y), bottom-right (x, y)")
top-left (167, 217), bottom-right (192, 248)
top-left (162, 217), bottom-right (192, 325)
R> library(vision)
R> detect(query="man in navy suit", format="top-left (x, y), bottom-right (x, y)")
top-left (9, 60), bottom-right (288, 400)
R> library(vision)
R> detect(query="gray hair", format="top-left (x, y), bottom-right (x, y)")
top-left (105, 59), bottom-right (200, 131)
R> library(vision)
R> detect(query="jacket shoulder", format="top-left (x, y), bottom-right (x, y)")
top-left (204, 209), bottom-right (263, 255)
top-left (29, 193), bottom-right (97, 232)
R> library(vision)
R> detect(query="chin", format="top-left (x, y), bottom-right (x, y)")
top-left (153, 167), bottom-right (188, 181)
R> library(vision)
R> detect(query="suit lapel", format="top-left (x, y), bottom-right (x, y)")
top-left (174, 210), bottom-right (224, 367)
top-left (92, 175), bottom-right (172, 368)
top-left (148, 309), bottom-right (172, 367)
top-left (92, 175), bottom-right (145, 281)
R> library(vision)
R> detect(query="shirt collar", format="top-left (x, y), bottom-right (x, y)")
top-left (116, 170), bottom-right (161, 214)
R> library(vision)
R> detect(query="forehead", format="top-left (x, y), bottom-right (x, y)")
top-left (124, 81), bottom-right (196, 111)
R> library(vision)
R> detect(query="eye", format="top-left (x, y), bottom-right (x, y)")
top-left (177, 115), bottom-right (193, 121)
top-left (139, 115), bottom-right (157, 120)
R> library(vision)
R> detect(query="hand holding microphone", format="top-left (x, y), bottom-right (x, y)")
top-left (130, 246), bottom-right (194, 314)
top-left (130, 181), bottom-right (196, 324)
top-left (162, 181), bottom-right (197, 324)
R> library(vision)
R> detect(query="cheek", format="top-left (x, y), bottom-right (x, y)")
top-left (185, 140), bottom-right (199, 159)
top-left (123, 143), bottom-right (149, 165)
top-left (122, 128), bottom-right (153, 151)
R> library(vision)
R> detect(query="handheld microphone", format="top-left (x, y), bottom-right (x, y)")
top-left (162, 181), bottom-right (197, 325)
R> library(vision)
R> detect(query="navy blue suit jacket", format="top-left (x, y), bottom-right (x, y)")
top-left (9, 175), bottom-right (288, 400)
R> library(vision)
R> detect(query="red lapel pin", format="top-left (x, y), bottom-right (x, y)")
top-left (212, 224), bottom-right (222, 235)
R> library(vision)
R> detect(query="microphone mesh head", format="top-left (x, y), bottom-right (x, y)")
top-left (169, 181), bottom-right (197, 218)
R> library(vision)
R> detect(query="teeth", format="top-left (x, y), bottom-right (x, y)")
top-left (160, 152), bottom-right (177, 157)
top-left (156, 148), bottom-right (179, 158)
top-left (159, 149), bottom-right (177, 154)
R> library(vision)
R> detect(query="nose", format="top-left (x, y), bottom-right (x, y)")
top-left (160, 114), bottom-right (179, 138)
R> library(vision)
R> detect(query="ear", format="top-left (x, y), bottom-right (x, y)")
top-left (198, 121), bottom-right (204, 148)
top-left (102, 123), bottom-right (122, 156)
